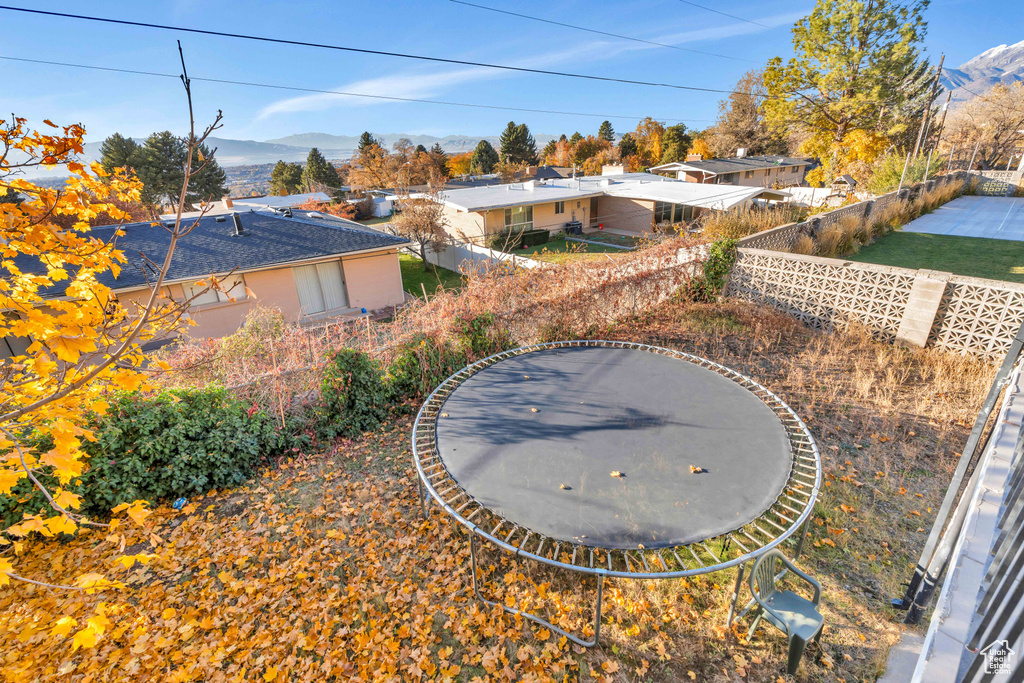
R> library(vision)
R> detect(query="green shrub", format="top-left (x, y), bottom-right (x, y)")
top-left (489, 229), bottom-right (523, 251)
top-left (0, 388), bottom-right (299, 526)
top-left (386, 314), bottom-right (513, 405)
top-left (316, 349), bottom-right (390, 439)
top-left (683, 238), bottom-right (738, 302)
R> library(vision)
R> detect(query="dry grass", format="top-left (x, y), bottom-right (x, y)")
top-left (700, 205), bottom-right (806, 241)
top-left (157, 235), bottom-right (705, 412)
top-left (794, 179), bottom-right (967, 259)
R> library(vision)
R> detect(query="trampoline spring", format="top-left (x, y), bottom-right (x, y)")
top-left (656, 551), bottom-right (670, 572)
top-left (729, 535), bottom-right (751, 554)
top-left (685, 545), bottom-right (705, 568)
top-left (589, 548), bottom-right (595, 569)
top-left (535, 538), bottom-right (545, 556)
top-left (639, 552), bottom-right (652, 573)
top-left (698, 543), bottom-right (721, 564)
top-left (771, 510), bottom-right (795, 526)
top-left (552, 543), bottom-right (561, 561)
top-left (623, 552), bottom-right (633, 572)
top-left (465, 507), bottom-right (482, 522)
top-left (504, 526), bottom-right (519, 543)
top-left (775, 501), bottom-right (803, 517)
top-left (737, 530), bottom-right (762, 549)
top-left (758, 518), bottom-right (787, 534)
top-left (670, 548), bottom-right (687, 570)
top-left (490, 521), bottom-right (505, 537)
top-left (455, 500), bottom-right (474, 515)
top-left (571, 546), bottom-right (578, 566)
top-left (517, 533), bottom-right (532, 551)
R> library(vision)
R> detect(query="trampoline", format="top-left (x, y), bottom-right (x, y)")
top-left (413, 341), bottom-right (821, 646)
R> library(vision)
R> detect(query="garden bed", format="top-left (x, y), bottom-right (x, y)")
top-left (572, 232), bottom-right (647, 249)
top-left (0, 298), bottom-right (992, 682)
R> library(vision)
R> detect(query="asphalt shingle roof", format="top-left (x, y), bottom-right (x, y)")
top-left (657, 156), bottom-right (810, 175)
top-left (16, 210), bottom-right (408, 294)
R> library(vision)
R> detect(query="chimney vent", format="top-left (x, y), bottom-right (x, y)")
top-left (232, 212), bottom-right (245, 236)
top-left (222, 196), bottom-right (234, 209)
top-left (736, 148), bottom-right (748, 158)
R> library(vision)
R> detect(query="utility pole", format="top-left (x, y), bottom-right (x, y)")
top-left (931, 92), bottom-right (953, 152)
top-left (912, 54), bottom-right (945, 160)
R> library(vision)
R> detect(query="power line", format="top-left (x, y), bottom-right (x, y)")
top-left (674, 0), bottom-right (771, 29)
top-left (0, 55), bottom-right (715, 123)
top-left (0, 5), bottom-right (748, 96)
top-left (450, 0), bottom-right (755, 63)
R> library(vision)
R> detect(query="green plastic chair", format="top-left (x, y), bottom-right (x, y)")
top-left (747, 549), bottom-right (825, 675)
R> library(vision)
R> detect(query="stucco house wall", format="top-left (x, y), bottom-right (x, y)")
top-left (595, 196), bottom-right (656, 234)
top-left (116, 250), bottom-right (405, 339)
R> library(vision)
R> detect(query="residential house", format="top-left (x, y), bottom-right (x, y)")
top-left (437, 172), bottom-right (788, 240)
top-left (10, 209), bottom-right (409, 346)
top-left (159, 192), bottom-right (338, 221)
top-left (649, 154), bottom-right (810, 188)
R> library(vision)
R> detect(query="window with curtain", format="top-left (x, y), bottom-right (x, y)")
top-left (293, 261), bottom-right (348, 315)
top-left (182, 274), bottom-right (248, 307)
top-left (504, 206), bottom-right (533, 230)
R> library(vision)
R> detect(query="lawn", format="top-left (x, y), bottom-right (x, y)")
top-left (399, 252), bottom-right (463, 297)
top-left (0, 298), bottom-right (993, 682)
top-left (572, 232), bottom-right (647, 249)
top-left (847, 231), bottom-right (1024, 283)
top-left (356, 215), bottom-right (394, 226)
top-left (514, 239), bottom-right (630, 265)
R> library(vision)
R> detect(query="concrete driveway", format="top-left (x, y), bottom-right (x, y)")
top-left (902, 196), bottom-right (1024, 241)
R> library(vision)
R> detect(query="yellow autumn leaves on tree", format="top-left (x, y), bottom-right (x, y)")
top-left (0, 116), bottom-right (184, 599)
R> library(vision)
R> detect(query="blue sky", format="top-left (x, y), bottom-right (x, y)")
top-left (2, 0), bottom-right (1021, 144)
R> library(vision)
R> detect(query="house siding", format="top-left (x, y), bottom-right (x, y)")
top-left (595, 196), bottom-right (655, 234)
top-left (116, 250), bottom-right (405, 339)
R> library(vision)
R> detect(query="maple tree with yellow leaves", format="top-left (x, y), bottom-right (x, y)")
top-left (0, 53), bottom-right (227, 650)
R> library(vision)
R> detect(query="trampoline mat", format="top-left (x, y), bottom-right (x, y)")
top-left (434, 346), bottom-right (794, 549)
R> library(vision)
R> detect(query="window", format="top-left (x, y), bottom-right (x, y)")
top-left (554, 201), bottom-right (565, 215)
top-left (653, 202), bottom-right (694, 225)
top-left (293, 261), bottom-right (348, 315)
top-left (504, 205), bottom-right (533, 231)
top-left (182, 274), bottom-right (248, 307)
top-left (744, 170), bottom-right (754, 179)
top-left (721, 173), bottom-right (739, 184)
top-left (791, 166), bottom-right (799, 174)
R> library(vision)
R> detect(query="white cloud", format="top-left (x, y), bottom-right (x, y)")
top-left (254, 11), bottom-right (807, 120)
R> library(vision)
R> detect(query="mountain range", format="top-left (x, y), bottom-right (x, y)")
top-left (941, 39), bottom-right (1024, 101)
top-left (16, 132), bottom-right (557, 181)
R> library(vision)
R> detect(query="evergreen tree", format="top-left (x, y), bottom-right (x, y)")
top-left (618, 132), bottom-right (638, 160)
top-left (569, 132), bottom-right (583, 145)
top-left (137, 132), bottom-right (226, 209)
top-left (469, 139), bottom-right (499, 174)
top-left (708, 69), bottom-right (790, 157)
top-left (415, 144), bottom-right (428, 155)
top-left (270, 160), bottom-right (304, 195)
top-left (541, 139), bottom-right (557, 160)
top-left (301, 148), bottom-right (342, 195)
top-left (598, 121), bottom-right (615, 142)
top-left (99, 133), bottom-right (144, 174)
top-left (559, 134), bottom-right (567, 142)
top-left (428, 143), bottom-right (450, 178)
top-left (660, 124), bottom-right (693, 164)
top-left (498, 121), bottom-right (538, 165)
top-left (358, 132), bottom-right (381, 151)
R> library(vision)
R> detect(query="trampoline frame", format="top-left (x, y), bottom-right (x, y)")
top-left (412, 340), bottom-right (821, 646)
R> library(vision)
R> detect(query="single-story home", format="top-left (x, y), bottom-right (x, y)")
top-left (649, 154), bottom-right (810, 188)
top-left (160, 192), bottom-right (337, 221)
top-left (436, 172), bottom-right (788, 240)
top-left (10, 209), bottom-right (409, 345)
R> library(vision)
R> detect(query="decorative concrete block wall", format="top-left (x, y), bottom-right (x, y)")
top-left (727, 248), bottom-right (1024, 359)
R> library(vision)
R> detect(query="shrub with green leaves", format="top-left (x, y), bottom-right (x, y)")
top-left (683, 238), bottom-right (738, 303)
top-left (0, 387), bottom-right (299, 526)
top-left (316, 348), bottom-right (391, 439)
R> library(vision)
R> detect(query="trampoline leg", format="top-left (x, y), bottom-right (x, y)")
top-left (417, 477), bottom-right (427, 518)
top-left (794, 517), bottom-right (811, 559)
top-left (727, 562), bottom-right (747, 627)
top-left (469, 532), bottom-right (605, 648)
